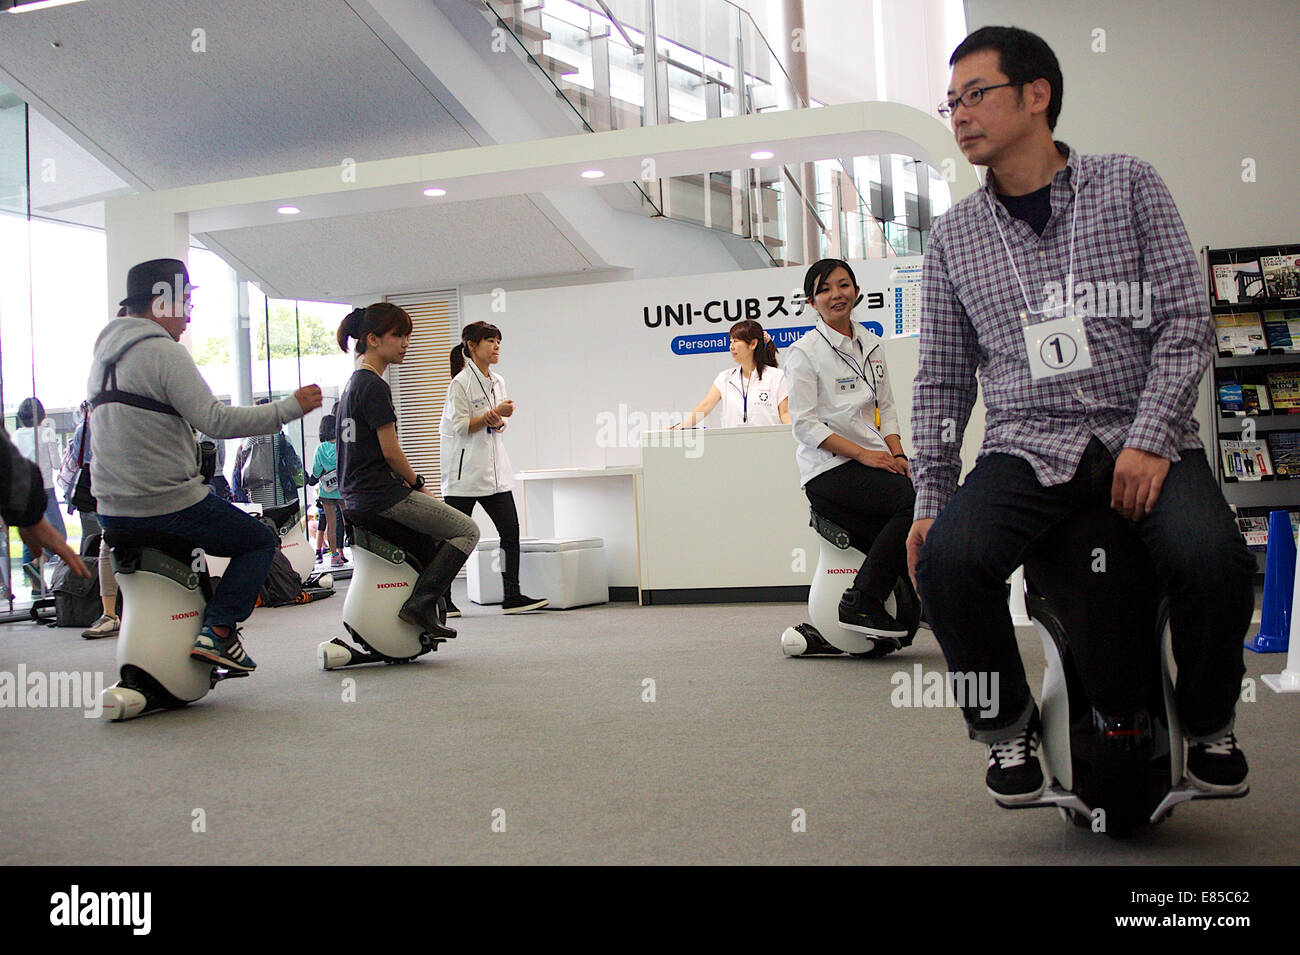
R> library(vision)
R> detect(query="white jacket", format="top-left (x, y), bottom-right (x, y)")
top-left (14, 422), bottom-right (60, 489)
top-left (784, 317), bottom-right (899, 487)
top-left (440, 363), bottom-right (513, 496)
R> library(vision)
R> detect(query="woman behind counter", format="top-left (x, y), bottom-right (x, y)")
top-left (676, 319), bottom-right (790, 429)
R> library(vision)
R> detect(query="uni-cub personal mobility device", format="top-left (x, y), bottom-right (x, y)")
top-left (98, 528), bottom-right (246, 720)
top-left (317, 511), bottom-right (448, 669)
top-left (780, 507), bottom-right (922, 658)
top-left (1014, 506), bottom-right (1248, 835)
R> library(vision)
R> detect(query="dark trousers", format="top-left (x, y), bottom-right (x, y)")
top-left (100, 494), bottom-right (277, 631)
top-left (804, 460), bottom-right (916, 600)
top-left (445, 491), bottom-right (522, 598)
top-left (916, 438), bottom-right (1255, 742)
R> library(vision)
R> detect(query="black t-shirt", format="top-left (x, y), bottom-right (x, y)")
top-left (998, 183), bottom-right (1052, 236)
top-left (336, 368), bottom-right (410, 514)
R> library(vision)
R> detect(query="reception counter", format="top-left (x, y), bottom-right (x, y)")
top-left (636, 425), bottom-right (819, 604)
top-left (516, 466), bottom-right (642, 601)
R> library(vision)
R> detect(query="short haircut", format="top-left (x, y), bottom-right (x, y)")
top-left (950, 26), bottom-right (1063, 131)
top-left (17, 397), bottom-right (44, 428)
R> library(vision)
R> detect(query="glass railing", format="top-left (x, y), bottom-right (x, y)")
top-left (482, 0), bottom-right (926, 265)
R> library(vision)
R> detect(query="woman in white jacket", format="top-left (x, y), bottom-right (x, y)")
top-left (440, 322), bottom-right (547, 615)
top-left (784, 259), bottom-right (915, 640)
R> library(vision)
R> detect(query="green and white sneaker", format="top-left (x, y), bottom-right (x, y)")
top-left (191, 626), bottom-right (257, 672)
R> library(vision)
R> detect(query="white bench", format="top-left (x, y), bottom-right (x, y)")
top-left (467, 537), bottom-right (535, 605)
top-left (520, 538), bottom-right (608, 609)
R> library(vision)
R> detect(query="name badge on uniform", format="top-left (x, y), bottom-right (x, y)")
top-left (1022, 310), bottom-right (1092, 380)
top-left (835, 376), bottom-right (858, 392)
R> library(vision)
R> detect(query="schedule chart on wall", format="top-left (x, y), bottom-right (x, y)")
top-left (890, 263), bottom-right (923, 337)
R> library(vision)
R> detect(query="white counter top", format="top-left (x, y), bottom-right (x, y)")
top-left (515, 466), bottom-right (643, 481)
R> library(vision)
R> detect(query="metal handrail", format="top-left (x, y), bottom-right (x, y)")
top-left (592, 0), bottom-right (642, 54)
top-left (483, 0), bottom-right (912, 259)
top-left (779, 165), bottom-right (826, 232)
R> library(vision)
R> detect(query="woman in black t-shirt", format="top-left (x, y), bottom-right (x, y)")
top-left (335, 304), bottom-right (479, 638)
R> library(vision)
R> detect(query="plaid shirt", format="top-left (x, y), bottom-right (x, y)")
top-left (911, 142), bottom-right (1211, 521)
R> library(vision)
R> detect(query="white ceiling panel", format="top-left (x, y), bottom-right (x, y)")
top-left (0, 0), bottom-right (478, 189)
top-left (203, 196), bottom-right (595, 300)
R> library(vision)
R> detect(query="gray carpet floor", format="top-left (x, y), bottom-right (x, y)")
top-left (1, 582), bottom-right (1295, 866)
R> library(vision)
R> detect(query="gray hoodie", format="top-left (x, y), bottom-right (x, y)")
top-left (87, 318), bottom-right (302, 518)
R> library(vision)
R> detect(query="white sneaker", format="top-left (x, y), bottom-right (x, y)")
top-left (82, 614), bottom-right (120, 640)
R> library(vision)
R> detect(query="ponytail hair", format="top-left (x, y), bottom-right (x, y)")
top-left (337, 303), bottom-right (413, 355)
top-left (449, 343), bottom-right (468, 377)
top-left (729, 319), bottom-right (778, 379)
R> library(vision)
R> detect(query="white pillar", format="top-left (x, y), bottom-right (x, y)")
top-left (103, 195), bottom-right (189, 310)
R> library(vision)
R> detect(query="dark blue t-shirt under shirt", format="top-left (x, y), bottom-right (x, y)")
top-left (998, 183), bottom-right (1052, 236)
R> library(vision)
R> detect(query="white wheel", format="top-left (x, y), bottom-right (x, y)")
top-left (100, 686), bottom-right (146, 722)
top-left (318, 641), bottom-right (351, 670)
top-left (780, 626), bottom-right (809, 657)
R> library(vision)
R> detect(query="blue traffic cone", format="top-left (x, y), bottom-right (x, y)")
top-left (1247, 509), bottom-right (1294, 653)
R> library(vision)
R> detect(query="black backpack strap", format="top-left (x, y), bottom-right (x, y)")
top-left (89, 338), bottom-right (183, 418)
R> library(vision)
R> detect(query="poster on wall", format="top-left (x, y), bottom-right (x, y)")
top-left (461, 257), bottom-right (948, 473)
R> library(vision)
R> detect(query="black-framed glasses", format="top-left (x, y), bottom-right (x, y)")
top-left (937, 83), bottom-right (1015, 118)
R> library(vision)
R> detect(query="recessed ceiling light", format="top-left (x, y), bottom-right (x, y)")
top-left (750, 150), bottom-right (775, 161)
top-left (580, 169), bottom-right (605, 179)
top-left (423, 187), bottom-right (447, 197)
top-left (277, 206), bottom-right (300, 215)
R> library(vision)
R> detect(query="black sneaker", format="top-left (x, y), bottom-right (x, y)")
top-left (503, 593), bottom-right (549, 614)
top-left (838, 589), bottom-right (906, 638)
top-left (986, 713), bottom-right (1045, 805)
top-left (1187, 731), bottom-right (1248, 794)
top-left (444, 596), bottom-right (462, 618)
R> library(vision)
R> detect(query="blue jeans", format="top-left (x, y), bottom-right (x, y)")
top-left (99, 495), bottom-right (277, 631)
top-left (22, 489), bottom-right (67, 566)
top-left (916, 438), bottom-right (1255, 742)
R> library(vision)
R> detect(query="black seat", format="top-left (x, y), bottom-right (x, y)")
top-left (260, 502), bottom-right (300, 532)
top-left (1022, 505), bottom-right (1164, 715)
top-left (343, 509), bottom-right (436, 569)
top-left (808, 507), bottom-right (853, 550)
top-left (103, 527), bottom-right (214, 600)
top-left (104, 528), bottom-right (202, 567)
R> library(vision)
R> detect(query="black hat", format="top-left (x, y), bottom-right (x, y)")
top-left (119, 258), bottom-right (196, 310)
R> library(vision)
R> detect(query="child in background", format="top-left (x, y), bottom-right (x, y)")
top-left (309, 413), bottom-right (345, 567)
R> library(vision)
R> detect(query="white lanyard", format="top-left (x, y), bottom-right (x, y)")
top-left (814, 327), bottom-right (872, 386)
top-left (983, 177), bottom-right (1081, 319)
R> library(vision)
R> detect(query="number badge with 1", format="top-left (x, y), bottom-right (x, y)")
top-left (1022, 306), bottom-right (1092, 381)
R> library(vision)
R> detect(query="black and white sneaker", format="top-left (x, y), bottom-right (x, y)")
top-left (443, 596), bottom-right (462, 618)
top-left (838, 589), bottom-right (906, 638)
top-left (502, 593), bottom-right (549, 614)
top-left (1187, 731), bottom-right (1249, 794)
top-left (986, 713), bottom-right (1045, 805)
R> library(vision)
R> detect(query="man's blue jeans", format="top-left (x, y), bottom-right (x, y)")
top-left (100, 494), bottom-right (277, 631)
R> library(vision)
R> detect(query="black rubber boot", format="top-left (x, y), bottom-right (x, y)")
top-left (398, 543), bottom-right (468, 639)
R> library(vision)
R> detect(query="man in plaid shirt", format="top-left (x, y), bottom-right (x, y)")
top-left (908, 26), bottom-right (1255, 805)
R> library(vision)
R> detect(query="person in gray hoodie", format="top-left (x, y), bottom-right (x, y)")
top-left (88, 258), bottom-right (323, 673)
